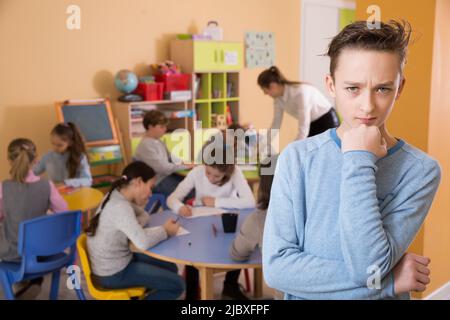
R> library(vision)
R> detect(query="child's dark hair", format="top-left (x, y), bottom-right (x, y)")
top-left (257, 66), bottom-right (301, 88)
top-left (203, 144), bottom-right (235, 186)
top-left (51, 122), bottom-right (87, 178)
top-left (7, 138), bottom-right (37, 183)
top-left (326, 20), bottom-right (412, 78)
top-left (257, 155), bottom-right (278, 210)
top-left (85, 161), bottom-right (155, 237)
top-left (143, 109), bottom-right (169, 130)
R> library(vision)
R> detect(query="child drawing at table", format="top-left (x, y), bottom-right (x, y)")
top-left (167, 145), bottom-right (255, 300)
top-left (86, 161), bottom-right (185, 300)
top-left (33, 122), bottom-right (92, 188)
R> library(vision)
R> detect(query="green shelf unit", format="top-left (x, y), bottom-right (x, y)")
top-left (225, 72), bottom-right (239, 99)
top-left (197, 73), bottom-right (211, 100)
top-left (193, 71), bottom-right (240, 129)
top-left (227, 100), bottom-right (239, 124)
top-left (212, 73), bottom-right (226, 99)
top-left (212, 101), bottom-right (226, 117)
top-left (170, 40), bottom-right (242, 130)
top-left (196, 102), bottom-right (211, 128)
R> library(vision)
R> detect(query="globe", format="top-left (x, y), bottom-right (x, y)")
top-left (114, 69), bottom-right (143, 102)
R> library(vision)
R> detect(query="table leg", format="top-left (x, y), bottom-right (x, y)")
top-left (253, 268), bottom-right (263, 298)
top-left (199, 267), bottom-right (214, 300)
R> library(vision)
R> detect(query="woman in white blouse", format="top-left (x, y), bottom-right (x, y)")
top-left (258, 66), bottom-right (340, 140)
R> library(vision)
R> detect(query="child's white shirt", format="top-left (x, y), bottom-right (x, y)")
top-left (167, 165), bottom-right (255, 214)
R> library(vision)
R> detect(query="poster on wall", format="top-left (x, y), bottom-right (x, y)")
top-left (245, 32), bottom-right (275, 68)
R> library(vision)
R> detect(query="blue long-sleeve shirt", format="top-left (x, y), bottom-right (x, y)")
top-left (33, 151), bottom-right (93, 187)
top-left (263, 128), bottom-right (441, 300)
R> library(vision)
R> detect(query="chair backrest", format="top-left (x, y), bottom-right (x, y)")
top-left (76, 234), bottom-right (92, 280)
top-left (17, 210), bottom-right (82, 274)
top-left (77, 233), bottom-right (139, 299)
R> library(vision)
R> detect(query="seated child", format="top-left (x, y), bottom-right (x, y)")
top-left (229, 155), bottom-right (281, 299)
top-left (0, 138), bottom-right (68, 298)
top-left (135, 110), bottom-right (194, 199)
top-left (86, 161), bottom-right (185, 300)
top-left (33, 122), bottom-right (92, 187)
top-left (168, 145), bottom-right (256, 300)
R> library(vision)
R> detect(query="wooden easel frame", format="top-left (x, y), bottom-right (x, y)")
top-left (55, 98), bottom-right (119, 147)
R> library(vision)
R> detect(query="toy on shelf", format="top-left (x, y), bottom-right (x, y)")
top-left (211, 114), bottom-right (227, 130)
top-left (151, 60), bottom-right (181, 75)
top-left (139, 76), bottom-right (155, 84)
top-left (202, 21), bottom-right (223, 41)
top-left (226, 105), bottom-right (233, 125)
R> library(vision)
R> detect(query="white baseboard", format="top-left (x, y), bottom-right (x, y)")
top-left (424, 281), bottom-right (450, 300)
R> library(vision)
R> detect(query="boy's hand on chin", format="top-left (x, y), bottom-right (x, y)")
top-left (342, 125), bottom-right (388, 158)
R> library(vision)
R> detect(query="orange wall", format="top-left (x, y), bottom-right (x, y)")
top-left (424, 0), bottom-right (450, 295)
top-left (356, 0), bottom-right (436, 160)
top-left (0, 0), bottom-right (301, 179)
top-left (356, 0), bottom-right (436, 260)
top-left (357, 0), bottom-right (450, 296)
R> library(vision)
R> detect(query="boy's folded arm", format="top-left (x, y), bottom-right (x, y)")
top-left (140, 145), bottom-right (184, 175)
top-left (263, 147), bottom-right (395, 298)
top-left (338, 151), bottom-right (441, 285)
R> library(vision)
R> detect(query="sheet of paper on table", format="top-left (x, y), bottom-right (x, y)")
top-left (187, 206), bottom-right (224, 219)
top-left (176, 226), bottom-right (190, 236)
top-left (145, 226), bottom-right (190, 237)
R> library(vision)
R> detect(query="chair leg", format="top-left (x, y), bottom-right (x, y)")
top-left (0, 272), bottom-right (15, 300)
top-left (75, 287), bottom-right (86, 300)
top-left (50, 270), bottom-right (60, 300)
top-left (244, 269), bottom-right (251, 293)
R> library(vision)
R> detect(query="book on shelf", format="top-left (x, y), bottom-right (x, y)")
top-left (132, 104), bottom-right (157, 112)
top-left (161, 109), bottom-right (195, 119)
top-left (165, 90), bottom-right (192, 101)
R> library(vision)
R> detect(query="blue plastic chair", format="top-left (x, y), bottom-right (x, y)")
top-left (0, 210), bottom-right (84, 300)
top-left (144, 193), bottom-right (168, 214)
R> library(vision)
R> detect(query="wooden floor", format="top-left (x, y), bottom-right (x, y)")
top-left (0, 265), bottom-right (276, 300)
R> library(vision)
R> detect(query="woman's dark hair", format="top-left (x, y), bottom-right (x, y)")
top-left (326, 20), bottom-right (412, 78)
top-left (202, 144), bottom-right (235, 186)
top-left (257, 66), bottom-right (302, 88)
top-left (51, 122), bottom-right (87, 178)
top-left (85, 161), bottom-right (156, 237)
top-left (257, 155), bottom-right (278, 210)
top-left (143, 109), bottom-right (169, 130)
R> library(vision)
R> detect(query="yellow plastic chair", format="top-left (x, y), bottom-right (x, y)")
top-left (76, 234), bottom-right (147, 300)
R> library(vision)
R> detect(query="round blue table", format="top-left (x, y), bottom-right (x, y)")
top-left (135, 209), bottom-right (263, 300)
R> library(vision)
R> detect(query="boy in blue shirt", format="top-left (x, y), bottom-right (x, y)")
top-left (263, 20), bottom-right (441, 299)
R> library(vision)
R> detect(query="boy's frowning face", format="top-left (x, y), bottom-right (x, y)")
top-left (326, 49), bottom-right (405, 131)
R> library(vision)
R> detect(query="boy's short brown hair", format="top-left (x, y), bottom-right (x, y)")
top-left (327, 20), bottom-right (412, 78)
top-left (143, 109), bottom-right (169, 130)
